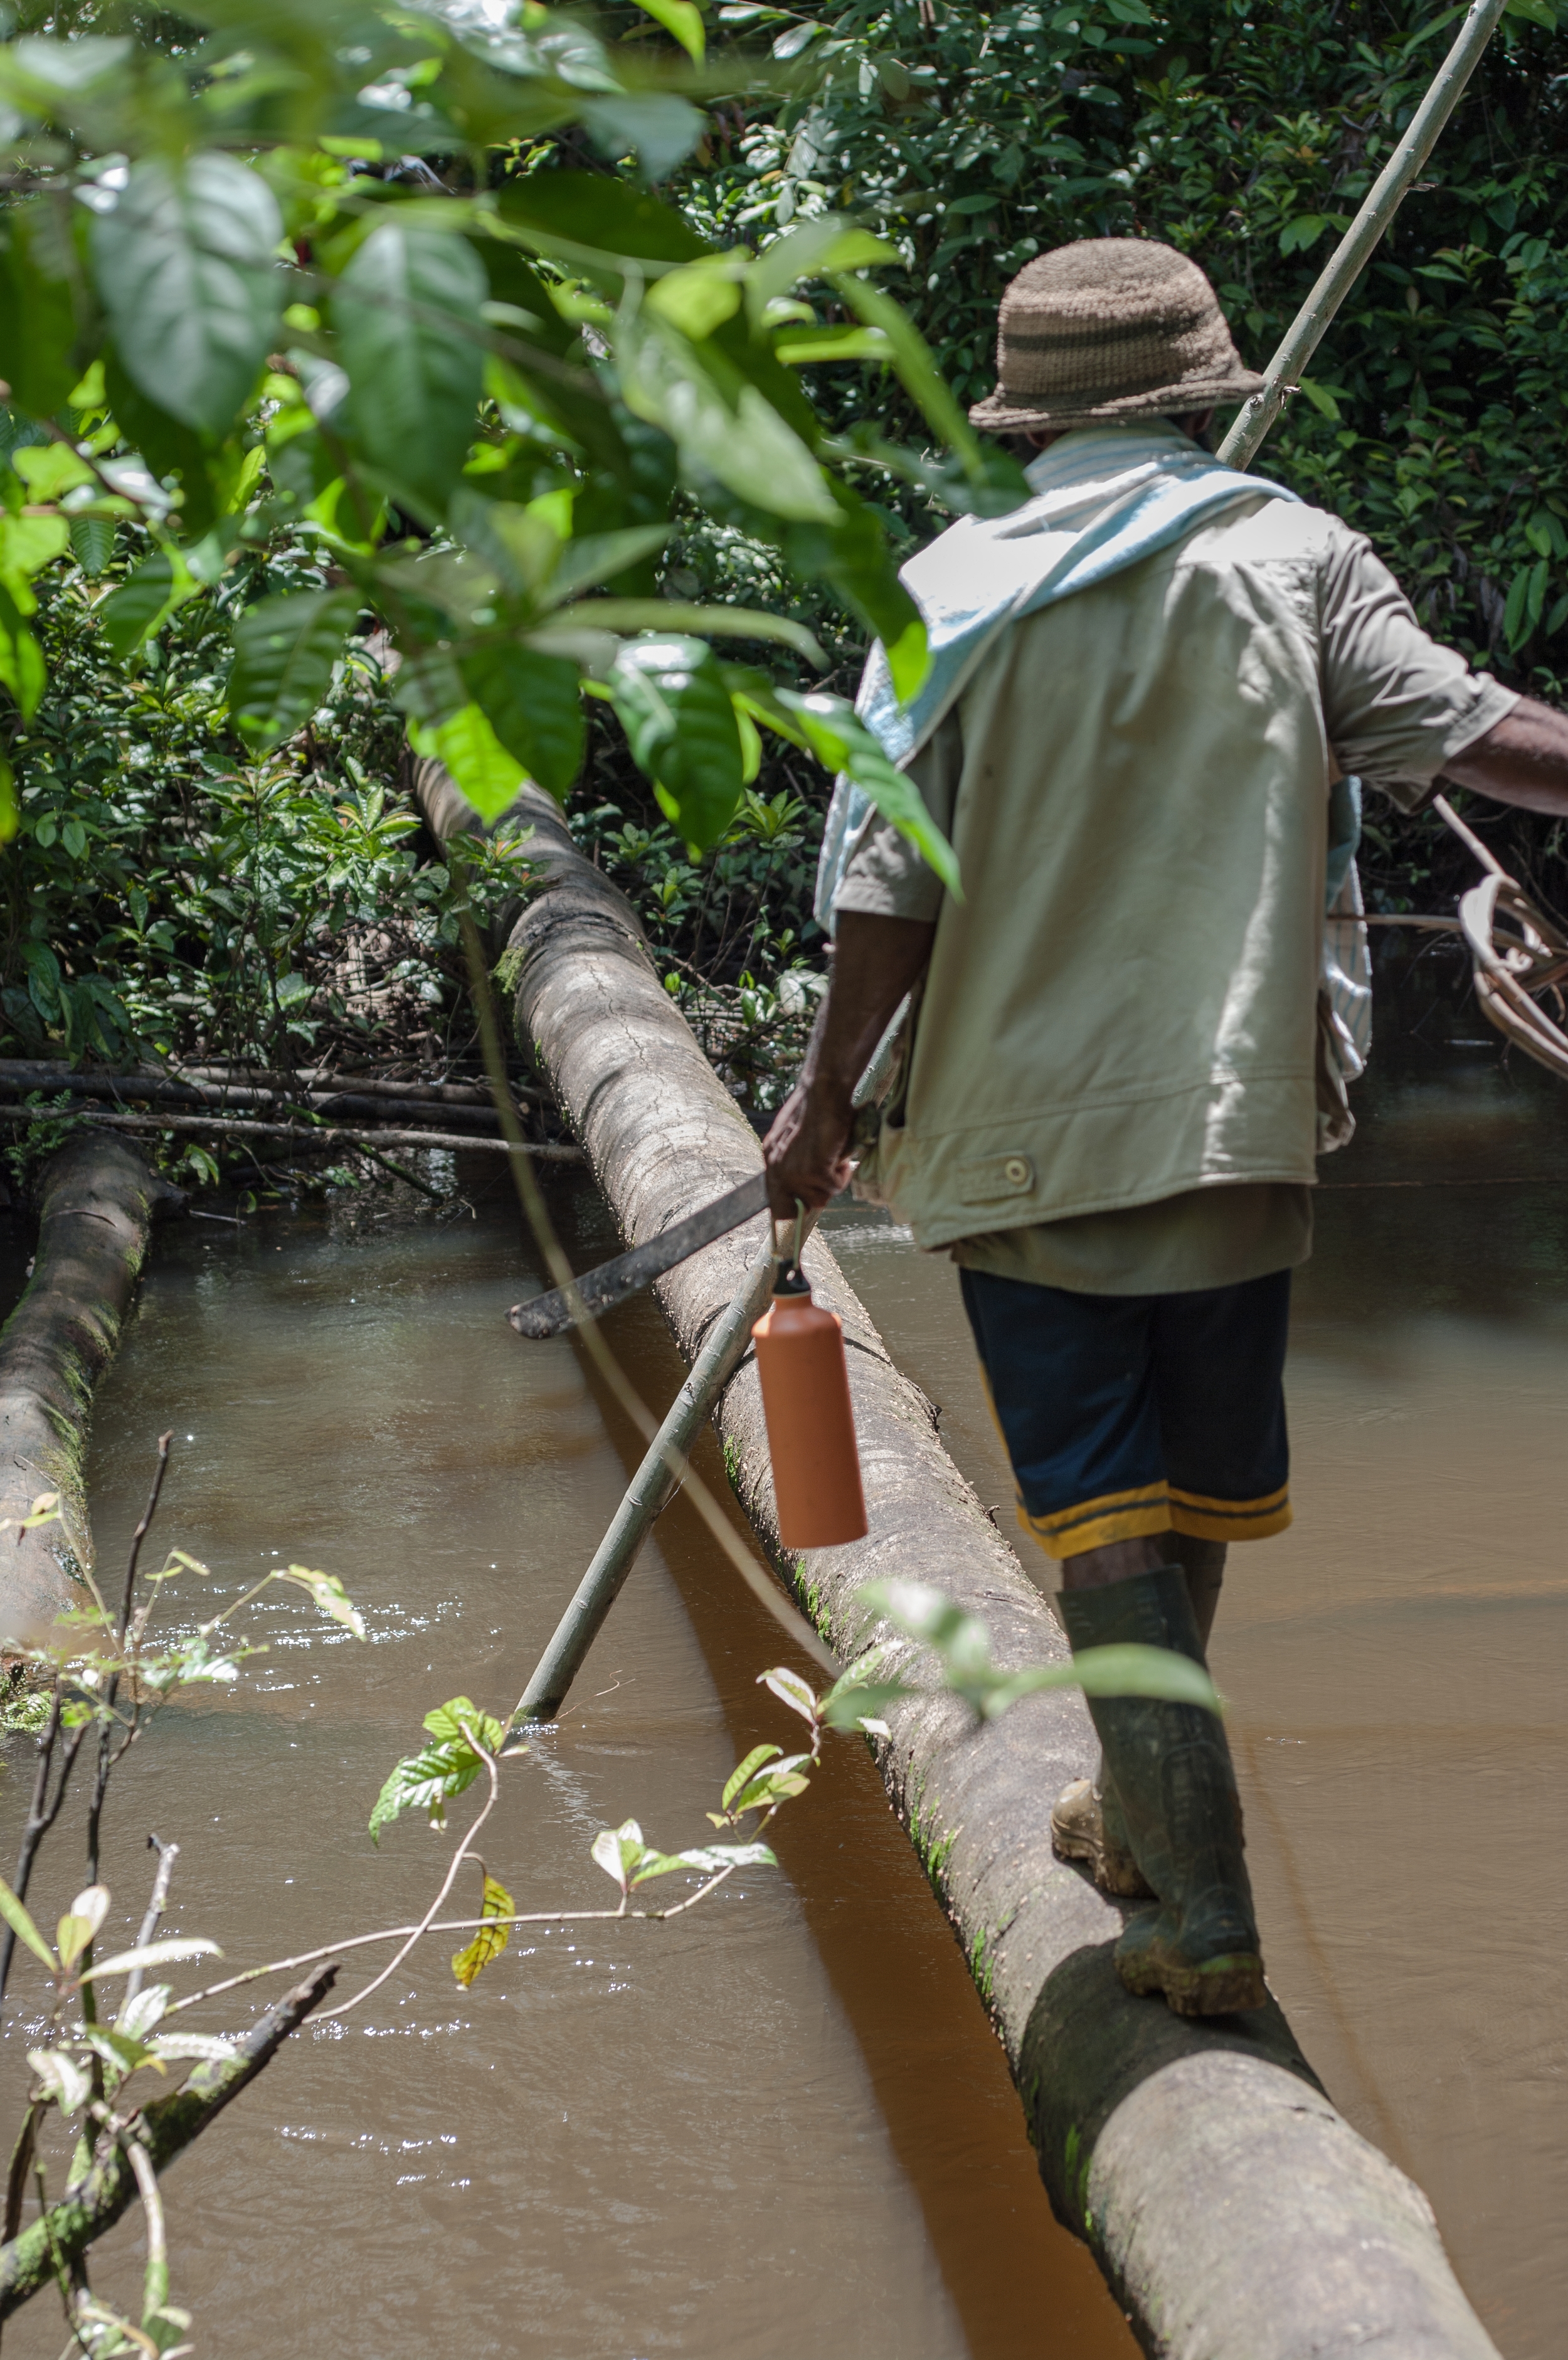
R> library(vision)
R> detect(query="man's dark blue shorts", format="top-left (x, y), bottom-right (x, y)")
top-left (958, 1267), bottom-right (1292, 1561)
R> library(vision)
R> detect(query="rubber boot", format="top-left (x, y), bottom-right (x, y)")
top-left (1051, 1541), bottom-right (1227, 1900)
top-left (1060, 1564), bottom-right (1264, 2018)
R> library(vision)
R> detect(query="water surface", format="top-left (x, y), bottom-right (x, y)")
top-left (0, 1170), bottom-right (1132, 2359)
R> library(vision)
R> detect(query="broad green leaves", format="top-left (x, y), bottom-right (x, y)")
top-left (99, 552), bottom-right (199, 661)
top-left (610, 635), bottom-right (745, 852)
top-left (369, 1696), bottom-right (507, 1843)
top-left (229, 589), bottom-right (358, 751)
top-left (460, 645), bottom-right (585, 804)
top-left (452, 1871), bottom-right (513, 1987)
top-left (336, 223), bottom-right (488, 519)
top-left (90, 156), bottom-right (283, 436)
top-left (56, 1883), bottom-right (110, 1971)
top-left (0, 1873), bottom-right (56, 1971)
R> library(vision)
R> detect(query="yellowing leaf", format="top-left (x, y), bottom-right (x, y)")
top-left (451, 1872), bottom-right (513, 1988)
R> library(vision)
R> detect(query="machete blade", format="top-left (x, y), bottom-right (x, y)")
top-left (508, 1171), bottom-right (771, 1340)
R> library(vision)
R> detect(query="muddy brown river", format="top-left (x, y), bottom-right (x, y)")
top-left (1, 1006), bottom-right (1562, 2357)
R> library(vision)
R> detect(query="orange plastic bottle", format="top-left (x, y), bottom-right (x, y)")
top-left (751, 1264), bottom-right (869, 1548)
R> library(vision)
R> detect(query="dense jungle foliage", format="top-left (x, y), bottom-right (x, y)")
top-left (8, 0), bottom-right (1568, 1155)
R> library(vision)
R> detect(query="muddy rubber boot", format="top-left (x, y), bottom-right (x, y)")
top-left (1051, 1540), bottom-right (1227, 1900)
top-left (1060, 1565), bottom-right (1264, 2018)
top-left (1051, 1770), bottom-right (1153, 1897)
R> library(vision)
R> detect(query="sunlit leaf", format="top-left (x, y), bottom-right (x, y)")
top-left (0, 583), bottom-right (45, 719)
top-left (721, 1743), bottom-right (780, 1812)
top-left (409, 700), bottom-right (526, 825)
top-left (27, 2047), bottom-right (91, 2112)
top-left (83, 2023), bottom-right (164, 2078)
top-left (632, 0), bottom-right (706, 61)
top-left (590, 1818), bottom-right (646, 1892)
top-left (759, 1666), bottom-right (818, 1727)
top-left (278, 1564), bottom-right (365, 1640)
top-left (115, 1982), bottom-right (171, 2041)
top-left (451, 1871), bottom-right (513, 1987)
top-left (629, 1841), bottom-right (776, 1883)
top-left (369, 1698), bottom-right (504, 1844)
top-left (460, 644), bottom-right (585, 805)
top-left (56, 1883), bottom-right (110, 1969)
top-left (78, 1937), bottom-right (221, 1982)
top-left (90, 155), bottom-right (283, 435)
top-left (147, 2031), bottom-right (240, 2063)
top-left (0, 1872), bottom-right (56, 1971)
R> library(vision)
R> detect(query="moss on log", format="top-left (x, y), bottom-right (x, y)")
top-left (418, 761), bottom-right (1498, 2360)
top-left (0, 1131), bottom-right (184, 1649)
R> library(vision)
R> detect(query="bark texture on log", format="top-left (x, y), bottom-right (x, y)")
top-left (420, 763), bottom-right (1498, 2360)
top-left (0, 1132), bottom-right (183, 1649)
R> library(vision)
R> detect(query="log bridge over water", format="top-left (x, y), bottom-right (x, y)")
top-left (0, 755), bottom-right (1503, 2356)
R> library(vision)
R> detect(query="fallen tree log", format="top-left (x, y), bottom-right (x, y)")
top-left (0, 1064), bottom-right (512, 1133)
top-left (0, 1133), bottom-right (185, 1650)
top-left (420, 758), bottom-right (1499, 2360)
top-left (0, 1106), bottom-right (581, 1161)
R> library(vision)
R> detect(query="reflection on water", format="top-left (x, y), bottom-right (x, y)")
top-left (0, 1169), bottom-right (1133, 2359)
top-left (824, 1022), bottom-right (1568, 2360)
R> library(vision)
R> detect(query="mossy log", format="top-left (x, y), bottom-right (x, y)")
top-left (0, 1131), bottom-right (184, 1649)
top-left (417, 760), bottom-right (1498, 2360)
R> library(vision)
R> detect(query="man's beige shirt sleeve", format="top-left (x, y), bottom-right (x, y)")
top-left (834, 707), bottom-right (962, 923)
top-left (1318, 520), bottom-right (1518, 810)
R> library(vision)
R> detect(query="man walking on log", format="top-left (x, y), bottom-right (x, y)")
top-left (764, 237), bottom-right (1568, 2018)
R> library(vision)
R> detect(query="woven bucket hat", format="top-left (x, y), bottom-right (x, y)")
top-left (968, 238), bottom-right (1264, 433)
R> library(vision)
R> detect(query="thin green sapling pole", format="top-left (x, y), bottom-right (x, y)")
top-left (1219, 0), bottom-right (1510, 472)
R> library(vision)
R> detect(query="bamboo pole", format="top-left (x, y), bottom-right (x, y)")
top-left (513, 1247), bottom-right (779, 1723)
top-left (1219, 0), bottom-right (1509, 471)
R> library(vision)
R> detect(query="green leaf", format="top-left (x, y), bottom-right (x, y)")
top-left (451, 1871), bottom-right (513, 1987)
top-left (278, 1564), bottom-right (364, 1639)
top-left (68, 515), bottom-right (116, 580)
top-left (12, 445), bottom-right (92, 502)
top-left (632, 0), bottom-right (706, 61)
top-left (1505, 0), bottom-right (1557, 26)
top-left (56, 1883), bottom-right (110, 1970)
top-left (645, 262), bottom-right (743, 341)
top-left (83, 2023), bottom-right (163, 2078)
top-left (745, 686), bottom-right (960, 899)
top-left (228, 588), bottom-right (358, 751)
top-left (90, 156), bottom-right (283, 436)
top-left (629, 1841), bottom-right (776, 1883)
top-left (98, 552), bottom-right (199, 662)
top-left (497, 173), bottom-right (707, 266)
top-left (617, 312), bottom-right (838, 525)
top-left (591, 1818), bottom-right (647, 1892)
top-left (423, 1697), bottom-right (506, 1752)
top-left (147, 2031), bottom-right (239, 2063)
top-left (336, 221), bottom-right (489, 519)
top-left (460, 644), bottom-right (584, 802)
top-left (0, 1874), bottom-right (56, 1972)
top-left (78, 1936), bottom-right (221, 1983)
top-left (1504, 559), bottom-right (1550, 652)
top-left (580, 93), bottom-right (707, 182)
top-left (369, 1698), bottom-right (504, 1844)
top-left (28, 2048), bottom-right (91, 2112)
top-left (722, 1743), bottom-right (780, 1812)
top-left (0, 583), bottom-right (45, 719)
top-left (609, 635), bottom-right (746, 851)
top-left (0, 203), bottom-right (81, 421)
top-left (759, 1666), bottom-right (819, 1727)
top-left (409, 702), bottom-right (526, 825)
top-left (775, 324), bottom-right (894, 364)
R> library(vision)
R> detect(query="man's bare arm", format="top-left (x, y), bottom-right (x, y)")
top-left (761, 913), bottom-right (936, 1216)
top-left (1443, 696), bottom-right (1568, 813)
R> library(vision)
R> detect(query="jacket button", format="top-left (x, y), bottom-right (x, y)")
top-left (1004, 1156), bottom-right (1030, 1186)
